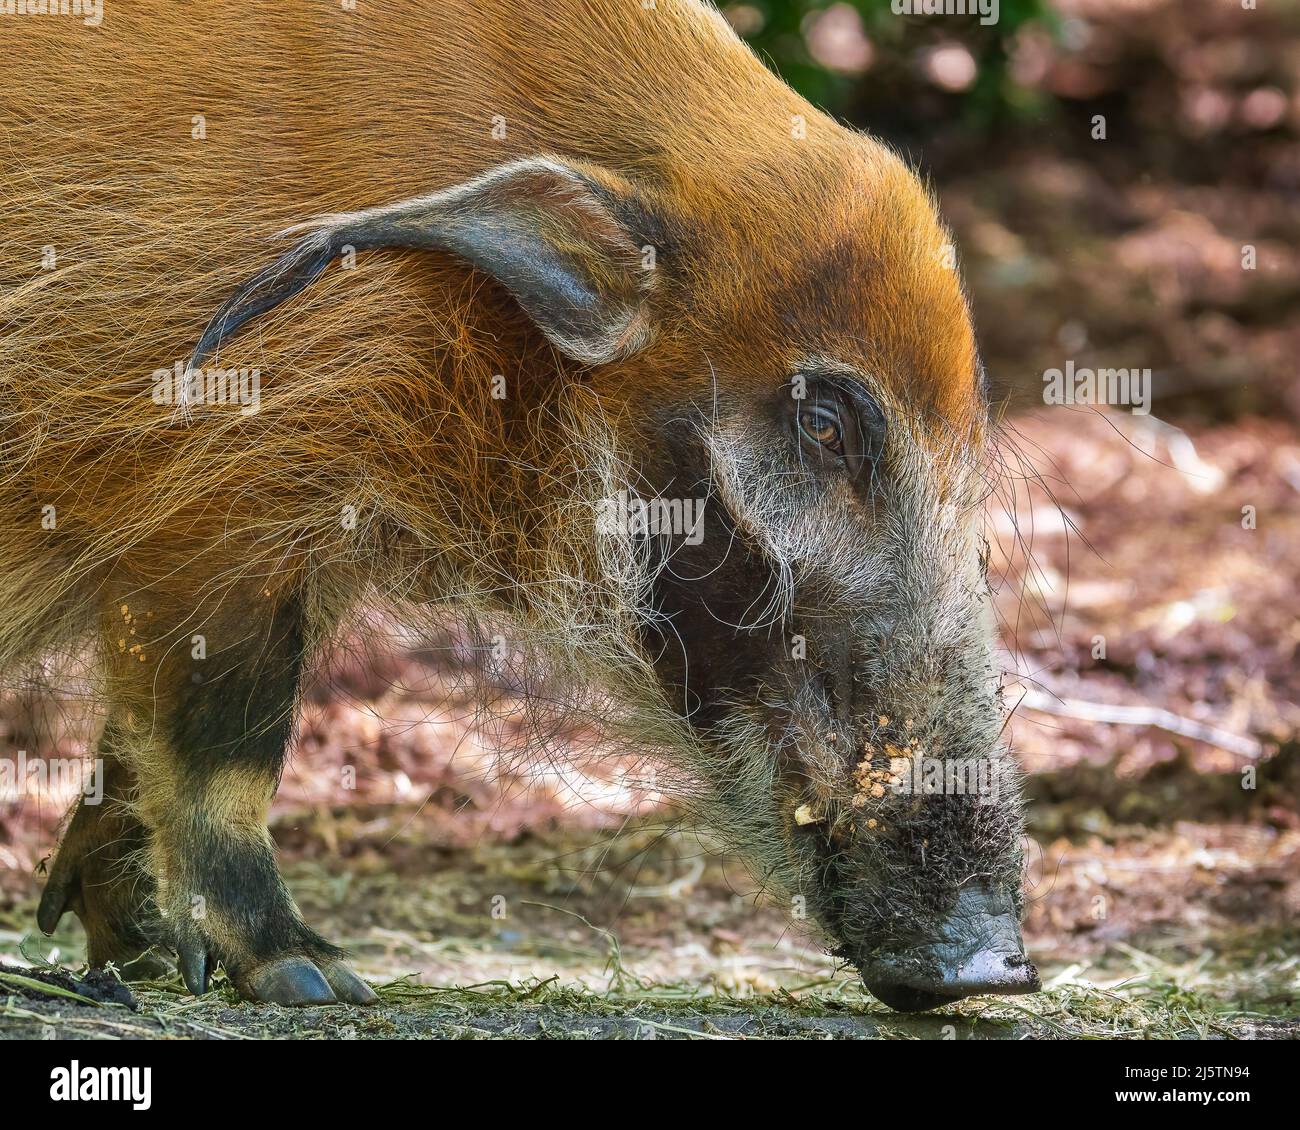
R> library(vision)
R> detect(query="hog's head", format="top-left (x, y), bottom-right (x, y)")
top-left (593, 141), bottom-right (1037, 1012)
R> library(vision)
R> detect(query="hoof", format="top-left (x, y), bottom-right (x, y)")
top-left (178, 942), bottom-right (211, 996)
top-left (321, 961), bottom-right (379, 1005)
top-left (36, 869), bottom-right (76, 936)
top-left (243, 956), bottom-right (338, 1006)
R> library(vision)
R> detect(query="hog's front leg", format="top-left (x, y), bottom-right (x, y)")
top-left (91, 592), bottom-right (373, 1006)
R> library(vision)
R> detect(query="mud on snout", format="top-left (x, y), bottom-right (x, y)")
top-left (793, 737), bottom-right (1039, 1012)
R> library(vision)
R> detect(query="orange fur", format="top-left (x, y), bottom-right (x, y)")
top-left (0, 3), bottom-right (978, 685)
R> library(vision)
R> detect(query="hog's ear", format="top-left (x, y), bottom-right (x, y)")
top-left (187, 157), bottom-right (654, 369)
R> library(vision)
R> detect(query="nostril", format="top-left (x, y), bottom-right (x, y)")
top-left (955, 947), bottom-right (1040, 994)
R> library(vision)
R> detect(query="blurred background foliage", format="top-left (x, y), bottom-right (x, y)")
top-left (737, 0), bottom-right (1056, 130)
top-left (727, 0), bottom-right (1300, 421)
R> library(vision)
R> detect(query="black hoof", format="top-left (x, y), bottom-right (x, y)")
top-left (178, 942), bottom-right (210, 996)
top-left (245, 957), bottom-right (338, 1006)
top-left (321, 961), bottom-right (379, 1005)
top-left (36, 870), bottom-right (76, 936)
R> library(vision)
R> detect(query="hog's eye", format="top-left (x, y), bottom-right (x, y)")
top-left (798, 406), bottom-right (844, 456)
top-left (791, 376), bottom-right (886, 479)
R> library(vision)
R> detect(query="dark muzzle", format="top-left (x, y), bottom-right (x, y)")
top-left (859, 884), bottom-right (1040, 1012)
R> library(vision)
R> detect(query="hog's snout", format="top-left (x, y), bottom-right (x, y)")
top-left (858, 885), bottom-right (1040, 1012)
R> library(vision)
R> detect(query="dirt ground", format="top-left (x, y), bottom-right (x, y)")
top-left (1, 821), bottom-right (1296, 1039)
top-left (2, 827), bottom-right (1296, 1040)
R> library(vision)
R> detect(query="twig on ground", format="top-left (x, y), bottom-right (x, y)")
top-left (1018, 689), bottom-right (1264, 760)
